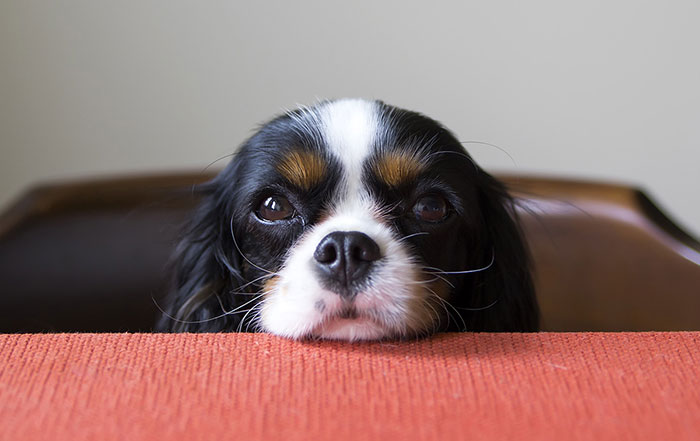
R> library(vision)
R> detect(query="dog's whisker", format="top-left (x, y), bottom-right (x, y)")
top-left (415, 270), bottom-right (455, 289)
top-left (457, 298), bottom-right (500, 312)
top-left (238, 302), bottom-right (256, 332)
top-left (239, 300), bottom-right (266, 333)
top-left (426, 290), bottom-right (451, 330)
top-left (231, 272), bottom-right (280, 294)
top-left (247, 302), bottom-right (264, 332)
top-left (374, 199), bottom-right (404, 218)
top-left (459, 140), bottom-right (518, 168)
top-left (154, 292), bottom-right (266, 326)
top-left (420, 294), bottom-right (443, 333)
top-left (199, 153), bottom-right (236, 176)
top-left (402, 277), bottom-right (439, 285)
top-left (426, 150), bottom-right (479, 172)
top-left (428, 288), bottom-right (467, 332)
top-left (241, 302), bottom-right (262, 332)
top-left (248, 304), bottom-right (266, 333)
top-left (397, 231), bottom-right (430, 243)
top-left (234, 308), bottom-right (253, 332)
top-left (215, 293), bottom-right (227, 315)
top-left (423, 249), bottom-right (495, 275)
top-left (227, 291), bottom-right (266, 296)
top-left (230, 215), bottom-right (276, 275)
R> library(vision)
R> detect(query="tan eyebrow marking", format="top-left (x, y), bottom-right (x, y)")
top-left (276, 150), bottom-right (327, 190)
top-left (372, 150), bottom-right (427, 188)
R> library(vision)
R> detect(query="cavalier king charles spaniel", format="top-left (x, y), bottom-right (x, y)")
top-left (157, 99), bottom-right (539, 339)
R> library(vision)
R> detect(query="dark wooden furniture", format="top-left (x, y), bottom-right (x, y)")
top-left (501, 176), bottom-right (700, 331)
top-left (1, 172), bottom-right (698, 332)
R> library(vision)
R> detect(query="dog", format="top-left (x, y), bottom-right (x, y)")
top-left (157, 99), bottom-right (539, 340)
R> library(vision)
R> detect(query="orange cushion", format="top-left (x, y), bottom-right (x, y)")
top-left (1, 332), bottom-right (698, 441)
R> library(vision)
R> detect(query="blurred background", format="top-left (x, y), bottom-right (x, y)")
top-left (2, 0), bottom-right (699, 236)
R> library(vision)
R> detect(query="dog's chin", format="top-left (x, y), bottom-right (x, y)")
top-left (312, 316), bottom-right (389, 341)
top-left (258, 282), bottom-right (423, 342)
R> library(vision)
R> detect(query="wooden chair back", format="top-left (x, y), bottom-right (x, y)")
top-left (1, 172), bottom-right (698, 332)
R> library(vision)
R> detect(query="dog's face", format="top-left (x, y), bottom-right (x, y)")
top-left (159, 99), bottom-right (538, 339)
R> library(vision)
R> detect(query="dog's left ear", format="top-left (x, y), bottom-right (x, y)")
top-left (459, 172), bottom-right (540, 332)
top-left (156, 160), bottom-right (246, 332)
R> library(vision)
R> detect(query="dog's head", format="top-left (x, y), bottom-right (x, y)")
top-left (158, 99), bottom-right (538, 339)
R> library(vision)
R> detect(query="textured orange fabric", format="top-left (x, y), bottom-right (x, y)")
top-left (0, 333), bottom-right (698, 441)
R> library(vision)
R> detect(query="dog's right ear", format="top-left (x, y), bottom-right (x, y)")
top-left (156, 160), bottom-right (245, 332)
top-left (460, 171), bottom-right (540, 332)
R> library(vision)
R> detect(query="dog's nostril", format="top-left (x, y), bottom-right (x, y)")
top-left (313, 231), bottom-right (381, 294)
top-left (349, 235), bottom-right (380, 262)
top-left (313, 240), bottom-right (338, 264)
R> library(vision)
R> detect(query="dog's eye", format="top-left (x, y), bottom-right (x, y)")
top-left (412, 195), bottom-right (448, 223)
top-left (257, 195), bottom-right (295, 222)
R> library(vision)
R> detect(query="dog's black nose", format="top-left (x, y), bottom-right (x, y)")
top-left (313, 231), bottom-right (381, 297)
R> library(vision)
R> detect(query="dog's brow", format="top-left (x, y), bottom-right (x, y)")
top-left (276, 150), bottom-right (327, 190)
top-left (372, 150), bottom-right (427, 188)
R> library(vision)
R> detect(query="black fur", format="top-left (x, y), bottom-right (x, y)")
top-left (157, 100), bottom-right (539, 335)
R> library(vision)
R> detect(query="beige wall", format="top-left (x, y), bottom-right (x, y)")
top-left (2, 1), bottom-right (699, 236)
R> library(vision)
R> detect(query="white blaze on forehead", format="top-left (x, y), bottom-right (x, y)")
top-left (319, 99), bottom-right (379, 198)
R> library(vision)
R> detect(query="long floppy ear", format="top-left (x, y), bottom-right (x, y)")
top-left (156, 163), bottom-right (245, 332)
top-left (457, 172), bottom-right (540, 332)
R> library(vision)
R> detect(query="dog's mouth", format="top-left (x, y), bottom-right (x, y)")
top-left (311, 304), bottom-right (390, 341)
top-left (336, 305), bottom-right (359, 320)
